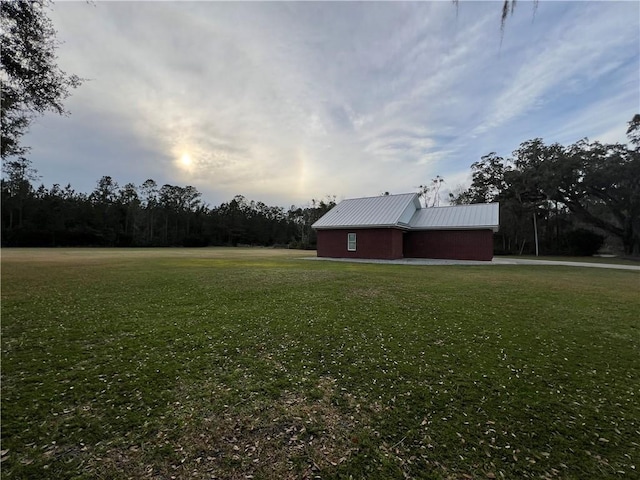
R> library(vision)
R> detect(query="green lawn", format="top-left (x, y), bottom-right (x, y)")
top-left (2, 248), bottom-right (639, 479)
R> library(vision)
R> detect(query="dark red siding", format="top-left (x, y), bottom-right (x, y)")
top-left (404, 230), bottom-right (494, 261)
top-left (317, 229), bottom-right (404, 259)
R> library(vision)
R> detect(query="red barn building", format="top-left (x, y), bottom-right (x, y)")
top-left (312, 193), bottom-right (499, 261)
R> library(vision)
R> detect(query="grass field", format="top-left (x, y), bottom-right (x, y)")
top-left (2, 248), bottom-right (639, 479)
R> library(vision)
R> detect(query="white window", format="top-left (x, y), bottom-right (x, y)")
top-left (347, 232), bottom-right (357, 251)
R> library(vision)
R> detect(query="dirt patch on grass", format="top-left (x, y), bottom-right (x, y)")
top-left (88, 377), bottom-right (361, 479)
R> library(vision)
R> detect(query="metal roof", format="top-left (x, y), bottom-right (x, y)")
top-left (409, 202), bottom-right (499, 232)
top-left (312, 193), bottom-right (419, 229)
top-left (312, 194), bottom-right (499, 231)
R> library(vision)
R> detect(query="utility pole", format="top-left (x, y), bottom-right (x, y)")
top-left (533, 212), bottom-right (539, 257)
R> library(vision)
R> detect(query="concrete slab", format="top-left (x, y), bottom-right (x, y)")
top-left (304, 256), bottom-right (640, 271)
top-left (492, 258), bottom-right (640, 271)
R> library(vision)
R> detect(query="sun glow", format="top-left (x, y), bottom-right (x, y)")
top-left (180, 153), bottom-right (192, 167)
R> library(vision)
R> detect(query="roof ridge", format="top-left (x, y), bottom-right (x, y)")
top-left (420, 201), bottom-right (499, 210)
top-left (343, 192), bottom-right (416, 201)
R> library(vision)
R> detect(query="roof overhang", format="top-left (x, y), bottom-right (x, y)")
top-left (314, 224), bottom-right (412, 231)
top-left (410, 225), bottom-right (500, 233)
top-left (314, 224), bottom-right (498, 232)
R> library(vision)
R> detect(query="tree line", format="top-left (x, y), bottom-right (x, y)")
top-left (451, 115), bottom-right (640, 256)
top-left (4, 115), bottom-right (638, 255)
top-left (1, 162), bottom-right (336, 248)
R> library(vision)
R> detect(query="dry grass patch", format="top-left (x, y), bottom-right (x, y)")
top-left (87, 377), bottom-right (362, 480)
top-left (346, 286), bottom-right (389, 300)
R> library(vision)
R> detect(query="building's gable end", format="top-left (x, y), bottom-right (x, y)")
top-left (397, 196), bottom-right (421, 227)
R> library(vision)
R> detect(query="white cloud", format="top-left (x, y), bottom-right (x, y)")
top-left (23, 1), bottom-right (640, 207)
top-left (472, 2), bottom-right (638, 137)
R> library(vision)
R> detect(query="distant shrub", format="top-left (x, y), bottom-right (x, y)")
top-left (182, 235), bottom-right (208, 247)
top-left (288, 241), bottom-right (316, 250)
top-left (115, 234), bottom-right (134, 247)
top-left (1, 228), bottom-right (110, 247)
top-left (565, 228), bottom-right (604, 256)
top-left (2, 228), bottom-right (51, 247)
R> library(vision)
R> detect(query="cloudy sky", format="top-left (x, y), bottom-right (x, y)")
top-left (24, 1), bottom-right (639, 208)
